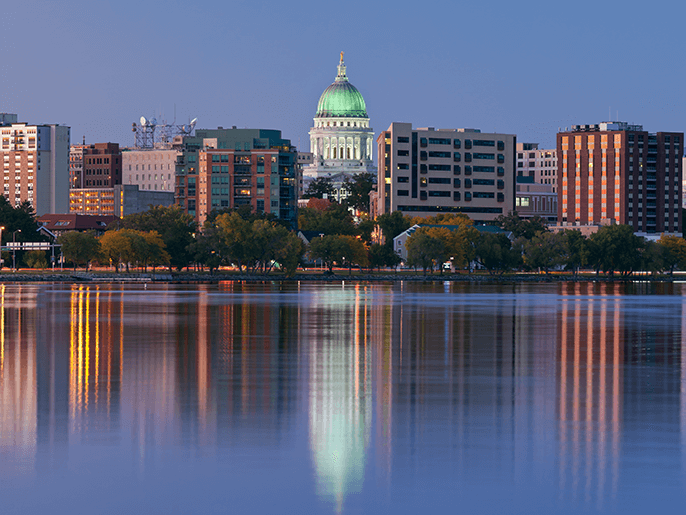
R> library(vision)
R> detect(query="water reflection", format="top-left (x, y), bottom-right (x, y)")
top-left (0, 282), bottom-right (685, 513)
top-left (307, 284), bottom-right (372, 513)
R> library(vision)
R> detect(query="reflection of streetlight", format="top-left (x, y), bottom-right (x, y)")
top-left (0, 226), bottom-right (4, 269)
top-left (12, 229), bottom-right (21, 272)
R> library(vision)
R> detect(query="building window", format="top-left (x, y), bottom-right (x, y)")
top-left (397, 189), bottom-right (409, 196)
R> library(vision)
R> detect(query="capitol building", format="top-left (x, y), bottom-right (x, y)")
top-left (303, 54), bottom-right (376, 201)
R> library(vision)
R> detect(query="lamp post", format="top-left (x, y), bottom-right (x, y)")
top-left (12, 229), bottom-right (21, 272)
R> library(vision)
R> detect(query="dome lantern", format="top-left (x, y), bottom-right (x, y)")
top-left (315, 54), bottom-right (368, 118)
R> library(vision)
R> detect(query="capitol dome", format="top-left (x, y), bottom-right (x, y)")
top-left (315, 55), bottom-right (368, 118)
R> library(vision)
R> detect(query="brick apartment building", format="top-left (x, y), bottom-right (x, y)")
top-left (557, 122), bottom-right (682, 235)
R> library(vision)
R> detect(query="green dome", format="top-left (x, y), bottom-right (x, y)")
top-left (315, 58), bottom-right (368, 118)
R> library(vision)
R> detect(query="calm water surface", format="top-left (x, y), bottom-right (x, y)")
top-left (1, 281), bottom-right (685, 514)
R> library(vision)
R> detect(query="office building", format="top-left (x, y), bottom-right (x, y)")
top-left (69, 184), bottom-right (174, 217)
top-left (516, 143), bottom-right (558, 192)
top-left (174, 127), bottom-right (298, 227)
top-left (377, 123), bottom-right (516, 223)
top-left (1, 116), bottom-right (70, 215)
top-left (557, 122), bottom-right (682, 235)
top-left (515, 177), bottom-right (557, 222)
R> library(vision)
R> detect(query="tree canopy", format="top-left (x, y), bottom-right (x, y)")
top-left (342, 172), bottom-right (375, 214)
top-left (303, 177), bottom-right (335, 199)
top-left (116, 205), bottom-right (196, 271)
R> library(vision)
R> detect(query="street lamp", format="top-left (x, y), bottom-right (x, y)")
top-left (12, 229), bottom-right (21, 272)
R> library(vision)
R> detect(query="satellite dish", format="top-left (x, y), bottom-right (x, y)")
top-left (151, 118), bottom-right (157, 125)
top-left (190, 118), bottom-right (197, 126)
top-left (140, 116), bottom-right (147, 126)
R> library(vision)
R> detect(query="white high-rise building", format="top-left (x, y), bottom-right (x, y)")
top-left (303, 54), bottom-right (376, 200)
top-left (122, 148), bottom-right (179, 193)
top-left (1, 116), bottom-right (70, 214)
top-left (516, 143), bottom-right (558, 193)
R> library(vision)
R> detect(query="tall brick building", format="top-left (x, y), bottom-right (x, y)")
top-left (1, 115), bottom-right (70, 214)
top-left (174, 128), bottom-right (298, 227)
top-left (557, 122), bottom-right (682, 235)
top-left (69, 143), bottom-right (122, 189)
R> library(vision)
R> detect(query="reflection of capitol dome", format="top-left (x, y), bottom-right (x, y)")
top-left (303, 53), bottom-right (376, 195)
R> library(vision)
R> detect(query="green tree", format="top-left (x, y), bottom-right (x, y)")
top-left (139, 231), bottom-right (171, 271)
top-left (308, 235), bottom-right (344, 273)
top-left (658, 235), bottom-right (686, 274)
top-left (100, 230), bottom-right (134, 272)
top-left (495, 212), bottom-right (549, 239)
top-left (117, 205), bottom-right (196, 271)
top-left (298, 204), bottom-right (357, 236)
top-left (376, 211), bottom-right (412, 246)
top-left (214, 212), bottom-right (253, 271)
top-left (57, 231), bottom-right (101, 270)
top-left (642, 240), bottom-right (665, 275)
top-left (357, 218), bottom-right (375, 244)
top-left (563, 230), bottom-right (589, 275)
top-left (342, 172), bottom-right (375, 213)
top-left (368, 243), bottom-right (401, 271)
top-left (405, 229), bottom-right (446, 275)
top-left (475, 232), bottom-right (521, 274)
top-left (308, 234), bottom-right (366, 273)
top-left (303, 177), bottom-right (335, 199)
top-left (23, 250), bottom-right (47, 269)
top-left (588, 224), bottom-right (644, 276)
top-left (522, 231), bottom-right (567, 273)
top-left (440, 219), bottom-right (479, 271)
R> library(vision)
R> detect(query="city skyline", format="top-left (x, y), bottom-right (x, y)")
top-left (2, 0), bottom-right (685, 154)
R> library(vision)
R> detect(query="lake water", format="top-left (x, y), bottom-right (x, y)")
top-left (1, 281), bottom-right (685, 514)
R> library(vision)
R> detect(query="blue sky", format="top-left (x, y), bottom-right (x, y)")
top-left (2, 0), bottom-right (684, 153)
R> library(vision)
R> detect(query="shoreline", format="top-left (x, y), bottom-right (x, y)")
top-left (0, 271), bottom-right (681, 284)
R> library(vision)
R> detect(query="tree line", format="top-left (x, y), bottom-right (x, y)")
top-left (6, 188), bottom-right (686, 277)
top-left (401, 211), bottom-right (686, 276)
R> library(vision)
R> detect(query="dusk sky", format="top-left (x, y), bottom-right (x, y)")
top-left (2, 0), bottom-right (684, 153)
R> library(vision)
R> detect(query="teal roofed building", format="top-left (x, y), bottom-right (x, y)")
top-left (303, 54), bottom-right (376, 203)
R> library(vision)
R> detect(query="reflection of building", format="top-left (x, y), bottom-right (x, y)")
top-left (557, 283), bottom-right (624, 502)
top-left (0, 285), bottom-right (39, 476)
top-left (303, 54), bottom-right (376, 201)
top-left (307, 285), bottom-right (372, 513)
top-left (377, 123), bottom-right (516, 222)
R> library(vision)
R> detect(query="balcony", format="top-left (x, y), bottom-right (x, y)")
top-left (234, 165), bottom-right (252, 175)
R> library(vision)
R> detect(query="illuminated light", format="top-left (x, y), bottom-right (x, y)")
top-left (0, 284), bottom-right (4, 375)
